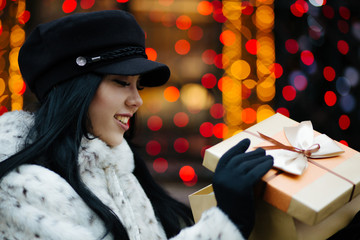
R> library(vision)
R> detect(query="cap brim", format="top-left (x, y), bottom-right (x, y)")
top-left (93, 57), bottom-right (170, 87)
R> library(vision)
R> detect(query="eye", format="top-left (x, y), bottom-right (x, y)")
top-left (137, 85), bottom-right (145, 91)
top-left (113, 79), bottom-right (130, 87)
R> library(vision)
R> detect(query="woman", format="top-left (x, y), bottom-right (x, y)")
top-left (0, 10), bottom-right (273, 239)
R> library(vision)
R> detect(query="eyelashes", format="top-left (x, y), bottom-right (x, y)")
top-left (113, 79), bottom-right (144, 90)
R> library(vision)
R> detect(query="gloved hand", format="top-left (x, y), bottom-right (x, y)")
top-left (212, 138), bottom-right (273, 239)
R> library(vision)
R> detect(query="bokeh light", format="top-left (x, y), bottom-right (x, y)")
top-left (173, 112), bottom-right (189, 127)
top-left (197, 1), bottom-right (213, 16)
top-left (175, 39), bottom-right (190, 55)
top-left (147, 115), bottom-right (163, 131)
top-left (145, 48), bottom-right (157, 61)
top-left (62, 0), bottom-right (77, 13)
top-left (146, 140), bottom-right (161, 156)
top-left (282, 86), bottom-right (296, 101)
top-left (153, 158), bottom-right (168, 173)
top-left (201, 73), bottom-right (217, 89)
top-left (179, 166), bottom-right (196, 182)
top-left (245, 39), bottom-right (259, 55)
top-left (323, 66), bottom-right (336, 81)
top-left (339, 114), bottom-right (350, 130)
top-left (164, 86), bottom-right (180, 102)
top-left (176, 15), bottom-right (192, 30)
top-left (174, 138), bottom-right (189, 153)
top-left (324, 91), bottom-right (337, 106)
top-left (200, 122), bottom-right (213, 137)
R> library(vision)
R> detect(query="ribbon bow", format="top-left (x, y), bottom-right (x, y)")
top-left (254, 121), bottom-right (344, 175)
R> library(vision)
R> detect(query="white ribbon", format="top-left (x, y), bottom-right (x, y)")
top-left (260, 121), bottom-right (345, 175)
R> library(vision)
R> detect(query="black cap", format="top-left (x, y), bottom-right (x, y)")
top-left (18, 10), bottom-right (170, 101)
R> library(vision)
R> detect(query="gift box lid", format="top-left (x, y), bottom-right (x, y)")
top-left (203, 113), bottom-right (360, 225)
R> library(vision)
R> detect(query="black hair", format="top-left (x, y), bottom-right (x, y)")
top-left (0, 73), bottom-right (193, 239)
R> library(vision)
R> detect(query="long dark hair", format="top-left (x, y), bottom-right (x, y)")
top-left (0, 73), bottom-right (193, 239)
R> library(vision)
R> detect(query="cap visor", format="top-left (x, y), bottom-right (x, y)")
top-left (93, 57), bottom-right (170, 87)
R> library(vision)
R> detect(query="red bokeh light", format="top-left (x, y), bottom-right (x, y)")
top-left (0, 106), bottom-right (7, 116)
top-left (245, 39), bottom-right (259, 55)
top-left (294, 0), bottom-right (308, 14)
top-left (153, 158), bottom-right (168, 173)
top-left (269, 63), bottom-right (283, 78)
top-left (179, 166), bottom-right (196, 182)
top-left (202, 49), bottom-right (217, 65)
top-left (174, 138), bottom-right (189, 153)
top-left (80, 0), bottom-right (95, 9)
top-left (337, 40), bottom-right (349, 55)
top-left (62, 0), bottom-right (77, 13)
top-left (213, 123), bottom-right (228, 139)
top-left (285, 39), bottom-right (299, 54)
top-left (241, 1), bottom-right (254, 15)
top-left (146, 140), bottom-right (161, 156)
top-left (0, 0), bottom-right (6, 11)
top-left (210, 103), bottom-right (225, 119)
top-left (276, 107), bottom-right (290, 117)
top-left (323, 66), bottom-right (336, 81)
top-left (324, 91), bottom-right (337, 106)
top-left (339, 6), bottom-right (351, 20)
top-left (200, 122), bottom-right (214, 137)
top-left (322, 5), bottom-right (335, 19)
top-left (173, 113), bottom-right (190, 128)
top-left (147, 115), bottom-right (163, 131)
top-left (173, 112), bottom-right (189, 127)
top-left (282, 86), bottom-right (296, 101)
top-left (339, 140), bottom-right (348, 146)
top-left (201, 73), bottom-right (217, 89)
top-left (212, 1), bottom-right (226, 23)
top-left (339, 114), bottom-right (350, 130)
top-left (300, 50), bottom-right (314, 66)
top-left (18, 10), bottom-right (30, 24)
top-left (116, 0), bottom-right (129, 2)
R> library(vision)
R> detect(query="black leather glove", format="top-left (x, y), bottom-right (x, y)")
top-left (327, 210), bottom-right (360, 240)
top-left (213, 138), bottom-right (273, 239)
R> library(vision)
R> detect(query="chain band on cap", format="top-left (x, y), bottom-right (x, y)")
top-left (76, 46), bottom-right (147, 67)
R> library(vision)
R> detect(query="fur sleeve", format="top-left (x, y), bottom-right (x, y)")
top-left (0, 164), bottom-right (110, 240)
top-left (170, 207), bottom-right (245, 240)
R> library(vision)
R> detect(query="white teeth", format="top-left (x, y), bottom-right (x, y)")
top-left (115, 115), bottom-right (130, 124)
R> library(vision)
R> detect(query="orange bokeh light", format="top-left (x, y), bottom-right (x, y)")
top-left (175, 39), bottom-right (190, 55)
top-left (164, 86), bottom-right (180, 102)
top-left (197, 1), bottom-right (213, 16)
top-left (242, 108), bottom-right (257, 124)
top-left (176, 15), bottom-right (192, 30)
top-left (145, 48), bottom-right (157, 61)
top-left (220, 30), bottom-right (236, 46)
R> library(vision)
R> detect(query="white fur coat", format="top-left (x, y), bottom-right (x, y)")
top-left (0, 111), bottom-right (244, 240)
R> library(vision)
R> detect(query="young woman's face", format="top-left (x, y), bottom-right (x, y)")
top-left (88, 74), bottom-right (143, 147)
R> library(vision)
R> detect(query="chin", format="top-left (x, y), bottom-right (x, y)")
top-left (100, 135), bottom-right (124, 148)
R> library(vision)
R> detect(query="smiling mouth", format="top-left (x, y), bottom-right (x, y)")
top-left (114, 115), bottom-right (130, 125)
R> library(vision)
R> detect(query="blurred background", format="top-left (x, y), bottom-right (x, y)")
top-left (0, 0), bottom-right (359, 204)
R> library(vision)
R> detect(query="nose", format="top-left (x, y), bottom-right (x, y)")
top-left (126, 87), bottom-right (143, 108)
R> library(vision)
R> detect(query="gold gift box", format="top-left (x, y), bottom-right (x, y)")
top-left (189, 113), bottom-right (360, 239)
